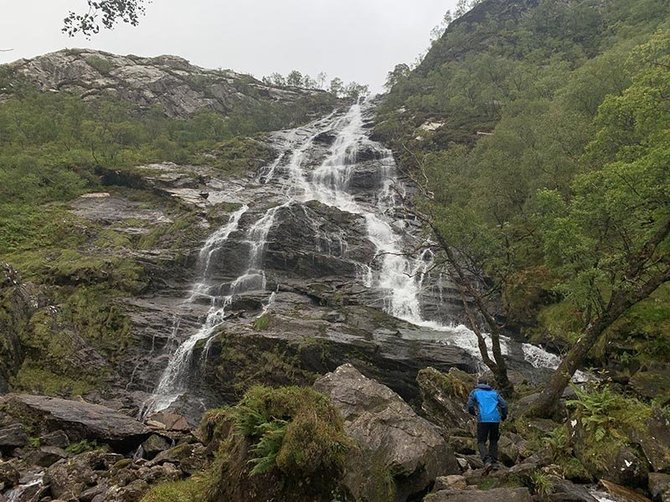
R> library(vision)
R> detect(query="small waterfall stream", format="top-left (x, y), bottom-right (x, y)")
top-left (143, 102), bottom-right (566, 416)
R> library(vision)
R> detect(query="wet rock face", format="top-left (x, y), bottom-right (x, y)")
top-left (5, 49), bottom-right (334, 118)
top-left (314, 364), bottom-right (460, 501)
top-left (264, 201), bottom-right (376, 280)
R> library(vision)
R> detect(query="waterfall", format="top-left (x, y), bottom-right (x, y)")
top-left (141, 205), bottom-right (248, 416)
top-left (143, 102), bottom-right (570, 416)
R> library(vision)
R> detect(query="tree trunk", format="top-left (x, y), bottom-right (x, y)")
top-left (527, 264), bottom-right (670, 417)
top-left (434, 228), bottom-right (513, 395)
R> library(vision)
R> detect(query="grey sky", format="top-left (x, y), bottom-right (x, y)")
top-left (1, 0), bottom-right (456, 91)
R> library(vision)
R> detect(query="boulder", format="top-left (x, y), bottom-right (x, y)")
top-left (612, 446), bottom-right (649, 487)
top-left (425, 487), bottom-right (533, 501)
top-left (0, 395), bottom-right (151, 452)
top-left (0, 424), bottom-right (28, 450)
top-left (40, 430), bottom-right (70, 449)
top-left (633, 408), bottom-right (670, 473)
top-left (649, 473), bottom-right (670, 502)
top-left (148, 443), bottom-right (208, 475)
top-left (417, 367), bottom-right (474, 433)
top-left (314, 364), bottom-right (459, 501)
top-left (141, 434), bottom-right (171, 460)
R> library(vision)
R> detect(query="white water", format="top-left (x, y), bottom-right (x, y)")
top-left (144, 102), bottom-right (569, 415)
top-left (142, 205), bottom-right (248, 416)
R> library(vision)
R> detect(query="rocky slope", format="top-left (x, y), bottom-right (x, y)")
top-left (3, 49), bottom-right (333, 119)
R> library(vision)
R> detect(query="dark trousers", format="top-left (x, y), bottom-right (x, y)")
top-left (477, 422), bottom-right (500, 464)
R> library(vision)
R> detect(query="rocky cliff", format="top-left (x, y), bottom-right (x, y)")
top-left (3, 48), bottom-right (334, 119)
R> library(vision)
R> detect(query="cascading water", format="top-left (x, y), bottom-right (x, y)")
top-left (144, 101), bottom-right (569, 416)
top-left (141, 205), bottom-right (248, 415)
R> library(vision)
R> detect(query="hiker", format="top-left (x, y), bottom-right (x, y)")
top-left (466, 375), bottom-right (508, 470)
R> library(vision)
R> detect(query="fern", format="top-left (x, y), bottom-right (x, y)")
top-left (248, 419), bottom-right (288, 475)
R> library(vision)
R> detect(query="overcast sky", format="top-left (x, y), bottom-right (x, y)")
top-left (1, 1), bottom-right (457, 91)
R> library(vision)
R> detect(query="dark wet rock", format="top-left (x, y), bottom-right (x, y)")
top-left (39, 430), bottom-right (70, 449)
top-left (425, 487), bottom-right (533, 501)
top-left (141, 435), bottom-right (171, 460)
top-left (546, 478), bottom-right (599, 501)
top-left (45, 451), bottom-right (123, 499)
top-left (315, 364), bottom-right (459, 501)
top-left (28, 446), bottom-right (68, 467)
top-left (649, 473), bottom-right (670, 501)
top-left (263, 201), bottom-right (376, 280)
top-left (198, 299), bottom-right (477, 413)
top-left (0, 395), bottom-right (151, 452)
top-left (633, 408), bottom-right (670, 473)
top-left (613, 446), bottom-right (649, 487)
top-left (0, 424), bottom-right (28, 450)
top-left (313, 130), bottom-right (337, 145)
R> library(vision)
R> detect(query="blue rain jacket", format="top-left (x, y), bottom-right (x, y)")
top-left (467, 384), bottom-right (508, 423)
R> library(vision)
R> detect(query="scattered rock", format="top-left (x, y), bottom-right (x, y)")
top-left (314, 364), bottom-right (459, 501)
top-left (425, 487), bottom-right (533, 501)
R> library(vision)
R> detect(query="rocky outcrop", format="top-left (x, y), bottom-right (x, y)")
top-left (314, 364), bottom-right (459, 501)
top-left (4, 49), bottom-right (335, 119)
top-left (0, 395), bottom-right (151, 452)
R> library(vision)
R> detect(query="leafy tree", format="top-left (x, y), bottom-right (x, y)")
top-left (329, 77), bottom-right (344, 97)
top-left (63, 0), bottom-right (146, 37)
top-left (528, 31), bottom-right (670, 416)
top-left (286, 70), bottom-right (304, 88)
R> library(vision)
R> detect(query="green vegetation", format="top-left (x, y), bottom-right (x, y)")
top-left (378, 0), bottom-right (670, 405)
top-left (204, 385), bottom-right (351, 501)
top-left (65, 439), bottom-right (102, 455)
top-left (141, 475), bottom-right (212, 502)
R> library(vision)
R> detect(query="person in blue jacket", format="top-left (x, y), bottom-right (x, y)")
top-left (467, 375), bottom-right (508, 468)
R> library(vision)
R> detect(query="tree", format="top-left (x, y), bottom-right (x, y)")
top-left (384, 63), bottom-right (411, 91)
top-left (527, 32), bottom-right (670, 416)
top-left (286, 70), bottom-right (304, 88)
top-left (329, 78), bottom-right (344, 97)
top-left (63, 0), bottom-right (146, 37)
